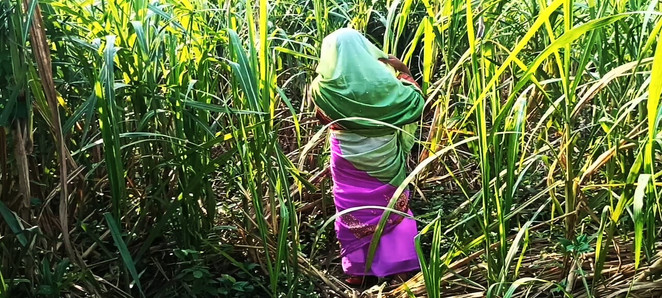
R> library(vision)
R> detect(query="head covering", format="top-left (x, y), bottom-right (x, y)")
top-left (310, 28), bottom-right (424, 130)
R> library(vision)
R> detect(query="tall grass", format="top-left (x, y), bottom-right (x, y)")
top-left (411, 0), bottom-right (662, 296)
top-left (1, 0), bottom-right (661, 297)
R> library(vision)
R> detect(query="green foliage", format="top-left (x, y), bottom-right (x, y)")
top-left (1, 0), bottom-right (662, 297)
top-left (36, 259), bottom-right (73, 298)
top-left (559, 234), bottom-right (593, 256)
top-left (217, 274), bottom-right (256, 297)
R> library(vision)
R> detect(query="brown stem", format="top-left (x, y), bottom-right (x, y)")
top-left (13, 120), bottom-right (31, 219)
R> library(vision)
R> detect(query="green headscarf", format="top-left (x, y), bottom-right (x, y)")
top-left (310, 28), bottom-right (424, 131)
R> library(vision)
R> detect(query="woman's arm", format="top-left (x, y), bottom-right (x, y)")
top-left (379, 54), bottom-right (424, 92)
top-left (378, 55), bottom-right (420, 89)
top-left (378, 54), bottom-right (413, 77)
top-left (379, 55), bottom-right (432, 117)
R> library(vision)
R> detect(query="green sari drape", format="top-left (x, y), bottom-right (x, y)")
top-left (310, 28), bottom-right (424, 131)
top-left (310, 28), bottom-right (424, 187)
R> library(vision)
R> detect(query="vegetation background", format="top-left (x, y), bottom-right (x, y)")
top-left (1, 0), bottom-right (662, 297)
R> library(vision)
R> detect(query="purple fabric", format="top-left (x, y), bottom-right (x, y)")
top-left (330, 135), bottom-right (420, 277)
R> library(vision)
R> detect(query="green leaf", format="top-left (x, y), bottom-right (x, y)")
top-left (21, 0), bottom-right (39, 45)
top-left (130, 21), bottom-right (149, 62)
top-left (633, 174), bottom-right (650, 269)
top-left (193, 270), bottom-right (203, 279)
top-left (104, 213), bottom-right (145, 298)
top-left (98, 35), bottom-right (126, 219)
top-left (183, 100), bottom-right (265, 115)
top-left (0, 201), bottom-right (27, 246)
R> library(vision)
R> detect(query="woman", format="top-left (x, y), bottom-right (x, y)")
top-left (310, 28), bottom-right (425, 285)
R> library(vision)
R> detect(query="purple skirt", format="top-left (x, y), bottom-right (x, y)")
top-left (330, 132), bottom-right (420, 277)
